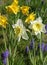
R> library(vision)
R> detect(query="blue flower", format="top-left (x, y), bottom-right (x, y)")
top-left (1, 50), bottom-right (9, 65)
top-left (38, 43), bottom-right (47, 52)
top-left (38, 43), bottom-right (45, 51)
top-left (41, 43), bottom-right (45, 51)
top-left (29, 39), bottom-right (34, 49)
top-left (45, 24), bottom-right (47, 34)
top-left (1, 50), bottom-right (9, 59)
top-left (45, 24), bottom-right (47, 31)
top-left (44, 44), bottom-right (47, 51)
top-left (25, 46), bottom-right (29, 53)
top-left (2, 59), bottom-right (7, 65)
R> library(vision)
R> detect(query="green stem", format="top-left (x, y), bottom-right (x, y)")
top-left (29, 51), bottom-right (34, 65)
top-left (29, 51), bottom-right (36, 65)
top-left (2, 28), bottom-right (9, 65)
top-left (40, 33), bottom-right (43, 61)
top-left (43, 56), bottom-right (47, 65)
top-left (12, 41), bottom-right (19, 65)
top-left (33, 38), bottom-right (36, 65)
top-left (12, 46), bottom-right (17, 65)
top-left (33, 46), bottom-right (36, 65)
top-left (2, 29), bottom-right (7, 49)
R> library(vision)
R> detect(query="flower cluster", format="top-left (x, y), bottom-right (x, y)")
top-left (0, 0), bottom-right (47, 41)
top-left (1, 50), bottom-right (9, 65)
top-left (6, 0), bottom-right (30, 15)
top-left (0, 0), bottom-right (47, 65)
top-left (38, 43), bottom-right (47, 52)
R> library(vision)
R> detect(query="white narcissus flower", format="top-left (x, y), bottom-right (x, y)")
top-left (12, 19), bottom-right (29, 42)
top-left (29, 17), bottom-right (46, 35)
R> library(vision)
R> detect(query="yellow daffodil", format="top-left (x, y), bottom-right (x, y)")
top-left (20, 6), bottom-right (30, 16)
top-left (12, 19), bottom-right (29, 42)
top-left (6, 2), bottom-right (20, 14)
top-left (25, 12), bottom-right (36, 24)
top-left (14, 0), bottom-right (19, 5)
top-left (29, 17), bottom-right (46, 35)
top-left (0, 15), bottom-right (8, 28)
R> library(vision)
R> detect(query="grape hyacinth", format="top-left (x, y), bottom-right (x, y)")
top-left (1, 50), bottom-right (9, 65)
top-left (25, 46), bottom-right (29, 53)
top-left (2, 59), bottom-right (7, 65)
top-left (45, 24), bottom-right (47, 34)
top-left (41, 43), bottom-right (45, 51)
top-left (44, 44), bottom-right (47, 52)
top-left (38, 43), bottom-right (47, 52)
top-left (29, 39), bottom-right (34, 50)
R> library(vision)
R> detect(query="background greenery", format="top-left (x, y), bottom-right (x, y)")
top-left (0, 0), bottom-right (47, 65)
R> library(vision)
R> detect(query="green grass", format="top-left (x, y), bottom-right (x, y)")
top-left (0, 0), bottom-right (47, 65)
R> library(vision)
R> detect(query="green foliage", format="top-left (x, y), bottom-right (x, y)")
top-left (0, 0), bottom-right (47, 65)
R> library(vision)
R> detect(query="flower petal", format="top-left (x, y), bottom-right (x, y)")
top-left (22, 31), bottom-right (29, 40)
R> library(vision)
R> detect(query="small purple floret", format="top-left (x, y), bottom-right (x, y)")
top-left (45, 24), bottom-right (47, 31)
top-left (30, 39), bottom-right (34, 49)
top-left (25, 46), bottom-right (29, 53)
top-left (44, 44), bottom-right (47, 51)
top-left (1, 50), bottom-right (9, 65)
top-left (1, 50), bottom-right (9, 59)
top-left (38, 43), bottom-right (47, 52)
top-left (41, 43), bottom-right (45, 51)
top-left (2, 59), bottom-right (7, 65)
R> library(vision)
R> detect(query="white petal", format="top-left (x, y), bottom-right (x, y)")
top-left (29, 24), bottom-right (32, 29)
top-left (31, 17), bottom-right (42, 24)
top-left (12, 24), bottom-right (16, 28)
top-left (35, 32), bottom-right (39, 35)
top-left (36, 17), bottom-right (42, 23)
top-left (18, 36), bottom-right (21, 42)
top-left (16, 19), bottom-right (23, 27)
top-left (22, 31), bottom-right (29, 40)
top-left (42, 25), bottom-right (46, 33)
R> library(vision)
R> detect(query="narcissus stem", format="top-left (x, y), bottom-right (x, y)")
top-left (2, 28), bottom-right (9, 65)
top-left (40, 33), bottom-right (43, 61)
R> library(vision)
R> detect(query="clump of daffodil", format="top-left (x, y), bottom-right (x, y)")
top-left (12, 19), bottom-right (29, 42)
top-left (29, 17), bottom-right (46, 35)
top-left (20, 6), bottom-right (30, 16)
top-left (25, 12), bottom-right (36, 24)
top-left (6, 2), bottom-right (20, 14)
top-left (0, 15), bottom-right (8, 28)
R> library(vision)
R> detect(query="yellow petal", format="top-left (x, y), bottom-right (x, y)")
top-left (25, 12), bottom-right (36, 23)
top-left (20, 6), bottom-right (30, 16)
top-left (6, 2), bottom-right (20, 14)
top-left (0, 15), bottom-right (8, 28)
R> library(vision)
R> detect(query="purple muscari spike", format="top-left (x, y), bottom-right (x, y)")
top-left (44, 44), bottom-right (47, 51)
top-left (2, 58), bottom-right (7, 65)
top-left (45, 24), bottom-right (47, 34)
top-left (41, 43), bottom-right (45, 51)
top-left (1, 50), bottom-right (9, 59)
top-left (25, 46), bottom-right (29, 53)
top-left (29, 39), bottom-right (34, 50)
top-left (38, 43), bottom-right (45, 51)
top-left (45, 24), bottom-right (47, 31)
